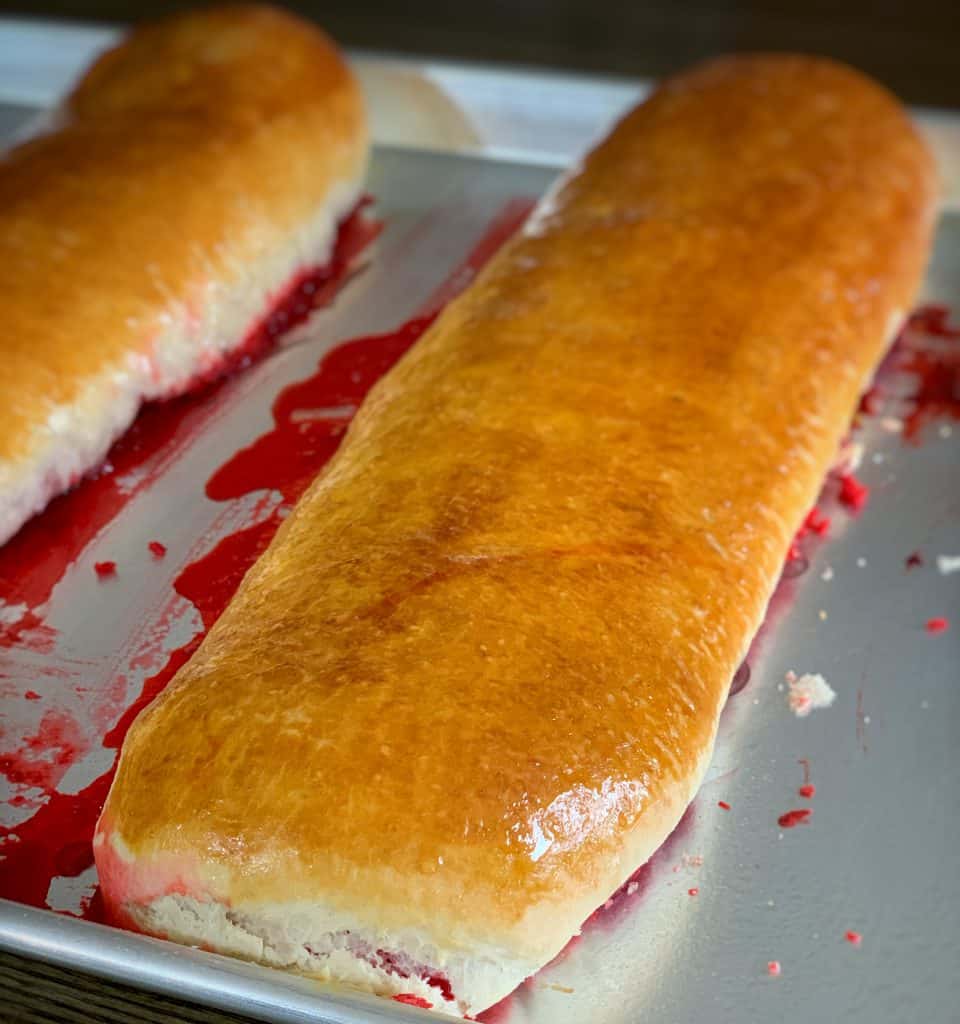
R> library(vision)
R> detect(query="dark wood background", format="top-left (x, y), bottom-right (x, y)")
top-left (2, 0), bottom-right (959, 107)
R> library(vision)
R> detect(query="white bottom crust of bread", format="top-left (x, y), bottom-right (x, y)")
top-left (0, 179), bottom-right (362, 548)
top-left (98, 741), bottom-right (711, 1019)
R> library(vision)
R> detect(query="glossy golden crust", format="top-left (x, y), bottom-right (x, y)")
top-left (0, 4), bottom-right (365, 462)
top-left (98, 55), bottom-right (936, 999)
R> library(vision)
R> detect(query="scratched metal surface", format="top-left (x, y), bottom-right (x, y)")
top-left (1, 59), bottom-right (960, 1024)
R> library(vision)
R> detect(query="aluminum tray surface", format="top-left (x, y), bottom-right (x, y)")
top-left (0, 21), bottom-right (959, 1024)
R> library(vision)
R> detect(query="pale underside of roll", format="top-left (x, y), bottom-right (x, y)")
top-left (96, 53), bottom-right (937, 1017)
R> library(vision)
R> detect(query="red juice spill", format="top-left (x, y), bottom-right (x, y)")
top-left (0, 709), bottom-right (89, 793)
top-left (898, 305), bottom-right (960, 442)
top-left (93, 561), bottom-right (117, 579)
top-left (718, 800), bottom-right (731, 811)
top-left (0, 198), bottom-right (534, 916)
top-left (147, 541), bottom-right (167, 559)
top-left (778, 808), bottom-right (812, 829)
top-left (925, 617), bottom-right (949, 634)
top-left (905, 550), bottom-right (924, 569)
top-left (206, 316), bottom-right (437, 505)
top-left (798, 784), bottom-right (816, 799)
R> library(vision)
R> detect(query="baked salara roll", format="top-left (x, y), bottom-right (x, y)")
top-left (95, 55), bottom-right (937, 1017)
top-left (0, 5), bottom-right (367, 546)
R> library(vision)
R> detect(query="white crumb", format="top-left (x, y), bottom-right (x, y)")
top-left (856, 557), bottom-right (867, 568)
top-left (785, 671), bottom-right (837, 717)
top-left (872, 452), bottom-right (885, 464)
top-left (818, 609), bottom-right (828, 621)
top-left (880, 416), bottom-right (904, 433)
top-left (936, 555), bottom-right (960, 575)
top-left (940, 424), bottom-right (953, 438)
top-left (821, 565), bottom-right (835, 581)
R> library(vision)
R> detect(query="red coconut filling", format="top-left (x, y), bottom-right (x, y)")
top-left (302, 937), bottom-right (456, 1004)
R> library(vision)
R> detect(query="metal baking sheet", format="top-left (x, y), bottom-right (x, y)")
top-left (1, 19), bottom-right (959, 1024)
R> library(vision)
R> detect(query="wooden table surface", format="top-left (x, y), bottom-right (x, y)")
top-left (1, 2), bottom-right (958, 1021)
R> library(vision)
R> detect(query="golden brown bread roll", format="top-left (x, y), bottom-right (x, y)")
top-left (95, 55), bottom-right (937, 1017)
top-left (0, 4), bottom-right (366, 545)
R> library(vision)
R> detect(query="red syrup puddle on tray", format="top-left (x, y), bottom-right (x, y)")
top-left (0, 197), bottom-right (536, 916)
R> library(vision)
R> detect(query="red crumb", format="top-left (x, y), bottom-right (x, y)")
top-left (718, 800), bottom-right (731, 811)
top-left (798, 784), bottom-right (816, 799)
top-left (926, 617), bottom-right (950, 634)
top-left (24, 690), bottom-right (41, 700)
top-left (905, 551), bottom-right (924, 569)
top-left (787, 541), bottom-right (802, 562)
top-left (845, 930), bottom-right (863, 947)
top-left (778, 808), bottom-right (812, 828)
top-left (801, 507), bottom-right (831, 537)
top-left (148, 541), bottom-right (167, 558)
top-left (393, 993), bottom-right (433, 1009)
top-left (688, 887), bottom-right (699, 896)
top-left (838, 474), bottom-right (870, 513)
top-left (93, 561), bottom-right (117, 579)
top-left (767, 961), bottom-right (782, 977)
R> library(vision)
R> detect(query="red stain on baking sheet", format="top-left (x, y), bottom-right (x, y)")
top-left (777, 808), bottom-right (812, 829)
top-left (905, 550), bottom-right (924, 569)
top-left (898, 305), bottom-right (960, 442)
top-left (0, 709), bottom-right (88, 793)
top-left (147, 541), bottom-right (167, 559)
top-left (206, 315), bottom-right (437, 504)
top-left (0, 199), bottom-right (534, 916)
